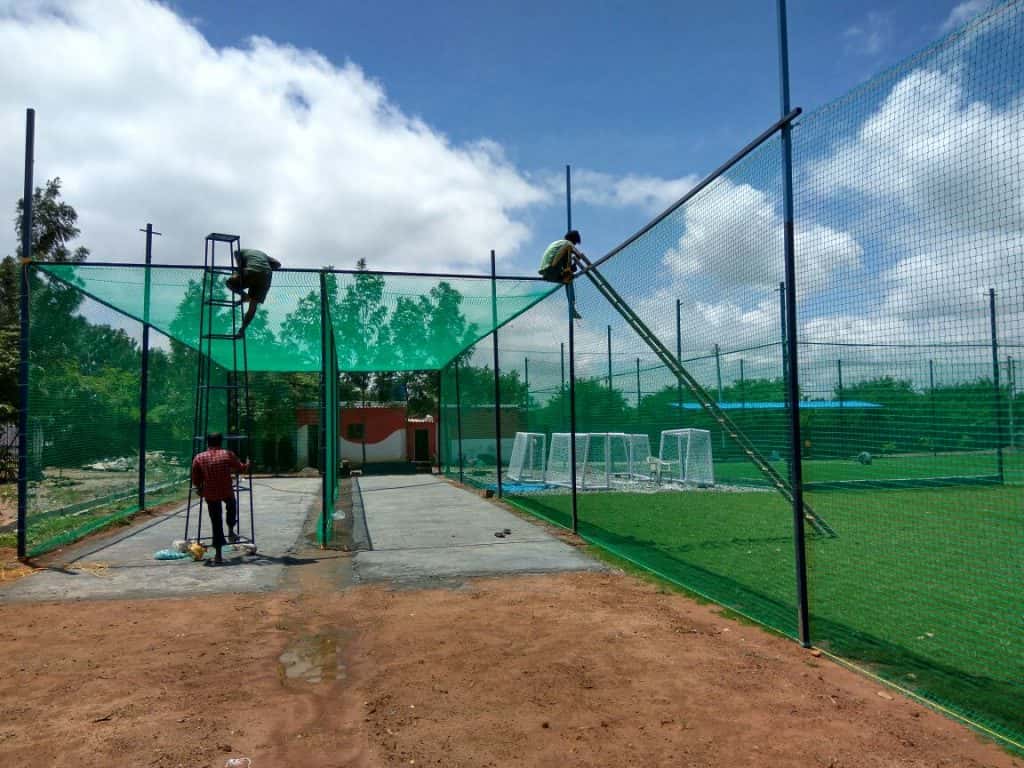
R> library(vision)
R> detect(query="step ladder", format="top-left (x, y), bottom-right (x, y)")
top-left (576, 254), bottom-right (836, 538)
top-left (184, 233), bottom-right (257, 548)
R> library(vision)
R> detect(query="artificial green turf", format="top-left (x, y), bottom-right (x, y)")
top-left (509, 484), bottom-right (1024, 749)
top-left (713, 450), bottom-right (1021, 486)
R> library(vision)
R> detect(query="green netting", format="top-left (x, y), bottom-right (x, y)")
top-left (35, 263), bottom-right (556, 373)
top-left (440, 2), bottom-right (1023, 751)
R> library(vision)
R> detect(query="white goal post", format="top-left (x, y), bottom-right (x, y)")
top-left (657, 429), bottom-right (714, 486)
top-left (546, 432), bottom-right (654, 488)
top-left (506, 432), bottom-right (547, 483)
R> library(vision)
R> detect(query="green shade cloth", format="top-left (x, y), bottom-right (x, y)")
top-left (36, 263), bottom-right (556, 373)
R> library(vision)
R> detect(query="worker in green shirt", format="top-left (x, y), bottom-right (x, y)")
top-left (539, 230), bottom-right (584, 320)
top-left (226, 248), bottom-right (281, 335)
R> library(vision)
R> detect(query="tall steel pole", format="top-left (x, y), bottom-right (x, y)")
top-left (491, 249), bottom-right (503, 497)
top-left (17, 108), bottom-right (35, 560)
top-left (989, 289), bottom-right (1004, 483)
top-left (567, 165), bottom-right (578, 532)
top-left (676, 298), bottom-right (683, 423)
top-left (607, 325), bottom-right (613, 390)
top-left (138, 223), bottom-right (160, 511)
top-left (777, 0), bottom-right (811, 647)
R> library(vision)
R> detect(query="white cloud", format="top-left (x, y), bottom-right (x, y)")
top-left (556, 169), bottom-right (700, 215)
top-left (665, 179), bottom-right (863, 299)
top-left (812, 68), bottom-right (1024, 233)
top-left (940, 0), bottom-right (992, 34)
top-left (806, 64), bottom-right (1024, 358)
top-left (0, 0), bottom-right (550, 272)
top-left (844, 11), bottom-right (892, 56)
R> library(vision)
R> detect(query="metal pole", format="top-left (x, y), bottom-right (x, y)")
top-left (566, 164), bottom-right (578, 532)
top-left (636, 358), bottom-right (641, 409)
top-left (836, 358), bottom-right (843, 457)
top-left (454, 361), bottom-right (464, 483)
top-left (779, 282), bottom-right (791, 484)
top-left (740, 359), bottom-right (746, 408)
top-left (524, 357), bottom-right (530, 425)
top-left (607, 325), bottom-right (613, 390)
top-left (715, 343), bottom-right (724, 450)
top-left (989, 288), bottom-right (1004, 483)
top-left (566, 165), bottom-right (572, 232)
top-left (929, 359), bottom-right (937, 455)
top-left (569, 286), bottom-right (579, 533)
top-left (1008, 356), bottom-right (1016, 449)
top-left (17, 108), bottom-right (34, 560)
top-left (778, 0), bottom-right (811, 647)
top-left (676, 298), bottom-right (683, 423)
top-left (491, 249), bottom-right (503, 498)
top-left (138, 223), bottom-right (160, 511)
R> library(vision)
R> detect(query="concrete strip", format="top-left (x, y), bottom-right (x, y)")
top-left (354, 474), bottom-right (602, 584)
top-left (0, 478), bottom-right (321, 603)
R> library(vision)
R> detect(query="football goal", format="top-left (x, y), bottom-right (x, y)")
top-left (506, 432), bottom-right (547, 483)
top-left (546, 432), bottom-right (653, 489)
top-left (657, 429), bottom-right (714, 486)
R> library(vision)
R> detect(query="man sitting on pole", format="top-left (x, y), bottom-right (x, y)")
top-left (226, 248), bottom-right (281, 335)
top-left (539, 230), bottom-right (584, 320)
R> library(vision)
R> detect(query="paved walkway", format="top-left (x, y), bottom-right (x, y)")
top-left (0, 478), bottom-right (320, 602)
top-left (353, 475), bottom-right (602, 584)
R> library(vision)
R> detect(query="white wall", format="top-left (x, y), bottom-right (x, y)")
top-left (342, 429), bottom-right (406, 463)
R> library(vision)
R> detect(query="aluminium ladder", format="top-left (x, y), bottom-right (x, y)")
top-left (576, 253), bottom-right (836, 538)
top-left (184, 233), bottom-right (257, 548)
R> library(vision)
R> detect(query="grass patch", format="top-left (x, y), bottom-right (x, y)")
top-left (714, 450), bottom-right (1022, 486)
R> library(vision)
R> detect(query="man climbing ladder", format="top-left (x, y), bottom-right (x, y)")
top-left (227, 248), bottom-right (281, 335)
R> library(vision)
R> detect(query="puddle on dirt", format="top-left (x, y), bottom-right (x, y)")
top-left (278, 631), bottom-right (353, 685)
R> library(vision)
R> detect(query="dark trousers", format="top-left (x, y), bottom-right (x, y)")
top-left (206, 497), bottom-right (237, 551)
top-left (540, 265), bottom-right (578, 317)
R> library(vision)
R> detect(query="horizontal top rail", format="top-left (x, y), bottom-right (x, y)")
top-left (29, 261), bottom-right (548, 282)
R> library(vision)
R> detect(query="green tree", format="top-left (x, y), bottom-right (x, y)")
top-left (1, 178), bottom-right (91, 422)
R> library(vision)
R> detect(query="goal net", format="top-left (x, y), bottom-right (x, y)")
top-left (546, 432), bottom-right (653, 488)
top-left (506, 432), bottom-right (547, 483)
top-left (658, 429), bottom-right (715, 486)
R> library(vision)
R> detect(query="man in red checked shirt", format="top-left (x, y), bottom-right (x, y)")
top-left (191, 432), bottom-right (250, 565)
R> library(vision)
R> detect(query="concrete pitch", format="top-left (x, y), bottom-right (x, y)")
top-left (353, 474), bottom-right (603, 584)
top-left (0, 478), bottom-right (321, 603)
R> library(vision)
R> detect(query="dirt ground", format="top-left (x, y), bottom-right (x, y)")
top-left (0, 561), bottom-right (1019, 768)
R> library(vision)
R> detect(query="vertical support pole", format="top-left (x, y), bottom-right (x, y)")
top-left (1008, 356), bottom-right (1016, 449)
top-left (454, 360), bottom-right (465, 483)
top-left (740, 359), bottom-right (746, 408)
top-left (607, 325), bottom-right (613, 391)
top-left (319, 270), bottom-right (330, 546)
top-left (566, 165), bottom-right (572, 231)
top-left (778, 0), bottom-right (811, 648)
top-left (568, 286), bottom-right (579, 533)
top-left (636, 358), bottom-right (641, 409)
top-left (779, 282), bottom-right (792, 483)
top-left (566, 164), bottom-right (578, 532)
top-left (491, 249), bottom-right (503, 498)
top-left (836, 358), bottom-right (843, 457)
top-left (138, 223), bottom-right (159, 511)
top-left (676, 299), bottom-right (683, 422)
top-left (989, 288), bottom-right (1004, 483)
top-left (524, 357), bottom-right (530, 425)
top-left (17, 108), bottom-right (34, 560)
top-left (715, 343), bottom-right (724, 449)
top-left (929, 359), bottom-right (937, 455)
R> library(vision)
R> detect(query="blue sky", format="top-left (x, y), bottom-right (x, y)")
top-left (162, 0), bottom-right (984, 269)
top-left (0, 0), bottom-right (1017, 385)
